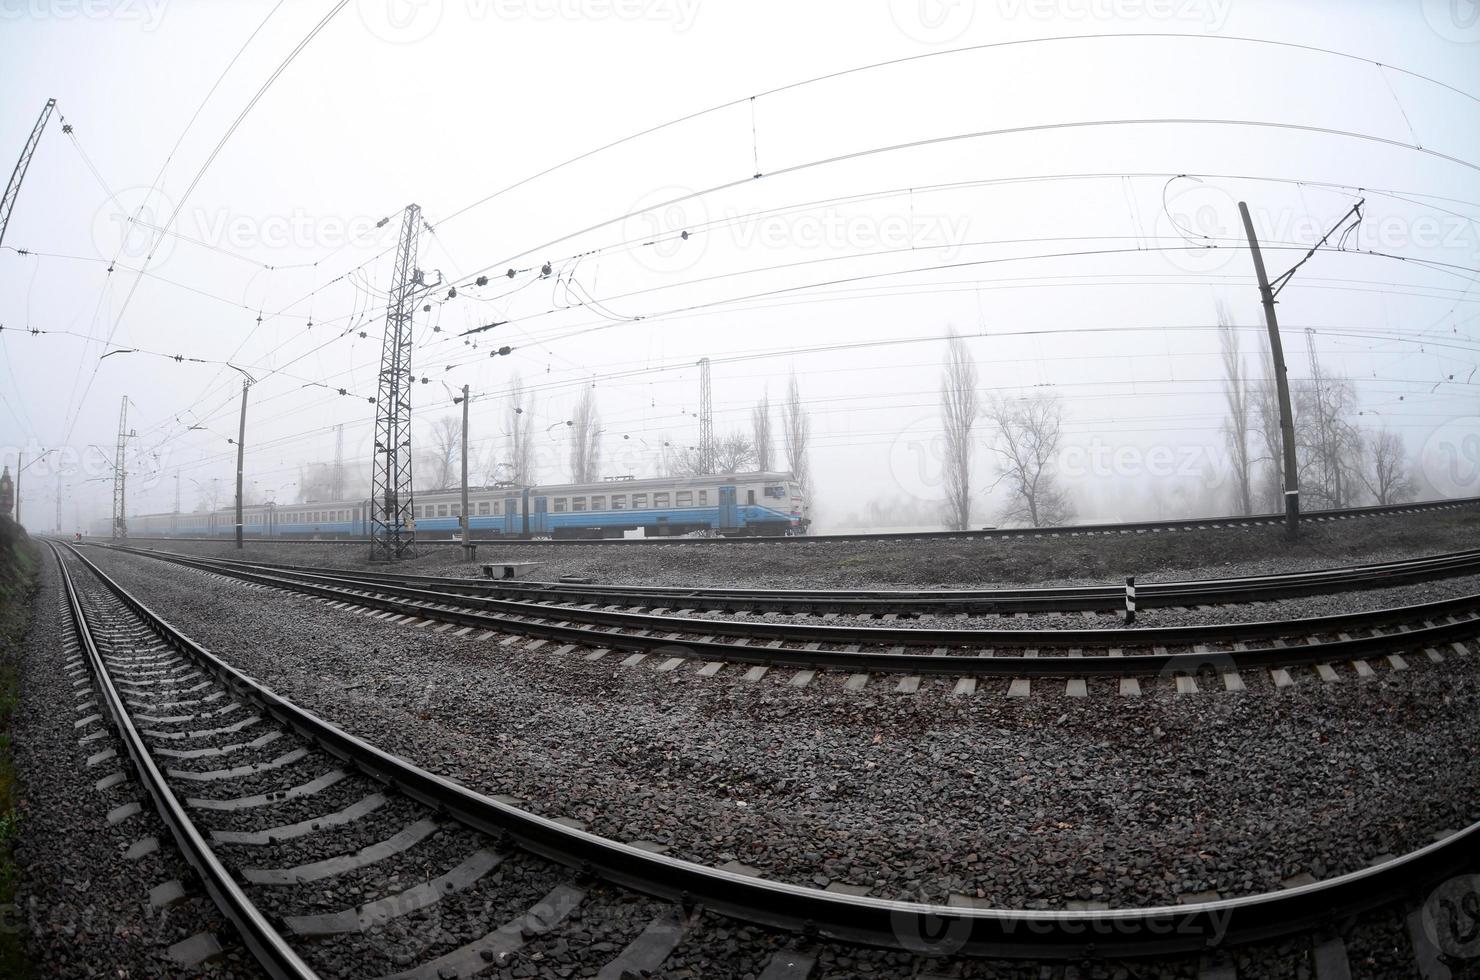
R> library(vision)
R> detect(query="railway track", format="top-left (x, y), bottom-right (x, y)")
top-left (101, 545), bottom-right (1480, 688)
top-left (109, 493), bottom-right (1480, 547)
top-left (50, 540), bottom-right (1480, 977)
top-left (125, 545), bottom-right (1480, 616)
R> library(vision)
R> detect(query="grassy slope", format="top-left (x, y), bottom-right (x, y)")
top-left (0, 518), bottom-right (35, 977)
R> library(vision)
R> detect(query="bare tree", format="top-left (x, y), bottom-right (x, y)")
top-left (752, 393), bottom-right (774, 472)
top-left (428, 416), bottom-right (461, 491)
top-left (714, 431), bottom-right (757, 473)
top-left (1218, 302), bottom-right (1253, 516)
top-left (569, 387), bottom-right (602, 484)
top-left (940, 329), bottom-right (979, 530)
top-left (193, 478), bottom-right (222, 513)
top-left (1251, 332), bottom-right (1285, 512)
top-left (781, 370), bottom-right (811, 490)
top-left (1357, 427), bottom-right (1415, 505)
top-left (506, 373), bottom-right (535, 485)
top-left (983, 391), bottom-right (1072, 527)
top-left (1295, 370), bottom-right (1360, 509)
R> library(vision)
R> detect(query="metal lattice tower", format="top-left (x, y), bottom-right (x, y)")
top-left (0, 98), bottom-right (55, 251)
top-left (370, 205), bottom-right (423, 561)
top-left (330, 423), bottom-right (345, 500)
top-left (697, 356), bottom-right (714, 474)
top-left (111, 396), bottom-right (128, 540)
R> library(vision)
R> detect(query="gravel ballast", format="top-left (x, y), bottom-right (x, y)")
top-left (82, 546), bottom-right (1480, 919)
top-left (13, 552), bottom-right (266, 977)
top-left (115, 502), bottom-right (1480, 590)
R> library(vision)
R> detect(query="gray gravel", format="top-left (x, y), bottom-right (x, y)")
top-left (13, 551), bottom-right (267, 977)
top-left (83, 546), bottom-right (1480, 920)
top-left (116, 501), bottom-right (1480, 591)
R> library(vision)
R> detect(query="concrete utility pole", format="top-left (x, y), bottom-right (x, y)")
top-left (14, 450), bottom-right (53, 527)
top-left (112, 396), bottom-right (129, 540)
top-left (460, 384), bottom-right (472, 559)
top-left (230, 370), bottom-right (254, 550)
top-left (1238, 197), bottom-right (1363, 539)
top-left (1238, 202), bottom-right (1300, 538)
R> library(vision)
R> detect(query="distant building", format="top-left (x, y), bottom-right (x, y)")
top-left (0, 467), bottom-right (11, 519)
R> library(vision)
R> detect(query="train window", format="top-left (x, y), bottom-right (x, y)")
top-left (478, 502), bottom-right (490, 516)
top-left (676, 491), bottom-right (692, 507)
top-left (611, 495), bottom-right (625, 510)
top-left (698, 490), bottom-right (708, 505)
top-left (553, 498), bottom-right (566, 512)
top-left (591, 496), bottom-right (605, 510)
top-left (631, 493), bottom-right (647, 508)
top-left (437, 504), bottom-right (449, 517)
top-left (451, 505), bottom-right (461, 517)
top-left (747, 490), bottom-right (756, 505)
top-left (492, 501), bottom-right (501, 515)
top-left (572, 498), bottom-right (586, 512)
top-left (654, 492), bottom-right (670, 507)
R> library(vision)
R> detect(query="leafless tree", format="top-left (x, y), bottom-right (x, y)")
top-left (983, 391), bottom-right (1072, 527)
top-left (193, 478), bottom-right (221, 513)
top-left (1295, 344), bottom-right (1361, 509)
top-left (940, 329), bottom-right (979, 530)
top-left (752, 393), bottom-right (774, 471)
top-left (426, 415), bottom-right (461, 491)
top-left (1218, 303), bottom-right (1254, 516)
top-left (781, 370), bottom-right (811, 490)
top-left (1251, 332), bottom-right (1285, 513)
top-left (505, 373), bottom-right (535, 485)
top-left (569, 387), bottom-right (602, 483)
top-left (713, 431), bottom-right (757, 473)
top-left (1357, 427), bottom-right (1415, 505)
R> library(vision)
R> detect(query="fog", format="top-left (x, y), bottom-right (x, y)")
top-left (2, 0), bottom-right (1478, 534)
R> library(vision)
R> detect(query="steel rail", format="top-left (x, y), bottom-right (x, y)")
top-left (50, 543), bottom-right (322, 980)
top-left (58, 542), bottom-right (1480, 959)
top-left (151, 545), bottom-right (1480, 615)
top-left (113, 494), bottom-right (1480, 547)
top-left (102, 545), bottom-right (1480, 676)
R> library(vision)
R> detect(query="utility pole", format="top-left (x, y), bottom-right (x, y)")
top-left (1238, 203), bottom-right (1300, 538)
top-left (112, 396), bottom-right (129, 540)
top-left (232, 375), bottom-right (252, 549)
top-left (1238, 197), bottom-right (1363, 539)
top-left (370, 205), bottom-right (435, 562)
top-left (331, 423), bottom-right (345, 500)
top-left (14, 454), bottom-right (20, 526)
top-left (459, 384), bottom-right (472, 559)
top-left (697, 356), bottom-right (714, 474)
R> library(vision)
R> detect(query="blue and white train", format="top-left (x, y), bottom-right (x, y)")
top-left (98, 471), bottom-right (809, 540)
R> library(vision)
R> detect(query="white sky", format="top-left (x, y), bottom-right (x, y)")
top-left (2, 0), bottom-right (1479, 530)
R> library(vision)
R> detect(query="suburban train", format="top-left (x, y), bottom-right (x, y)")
top-left (94, 471), bottom-right (809, 540)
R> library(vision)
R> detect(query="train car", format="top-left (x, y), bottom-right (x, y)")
top-left (95, 471), bottom-right (808, 541)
